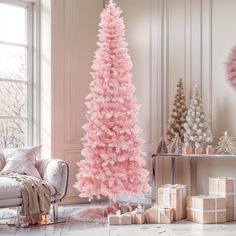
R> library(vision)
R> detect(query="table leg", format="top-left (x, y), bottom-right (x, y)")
top-left (155, 157), bottom-right (158, 204)
top-left (171, 157), bottom-right (176, 185)
top-left (152, 156), bottom-right (157, 204)
top-left (191, 157), bottom-right (198, 195)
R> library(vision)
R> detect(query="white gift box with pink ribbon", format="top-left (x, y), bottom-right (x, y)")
top-left (187, 195), bottom-right (226, 224)
top-left (146, 204), bottom-right (173, 224)
top-left (157, 184), bottom-right (187, 220)
top-left (108, 212), bottom-right (132, 225)
top-left (209, 177), bottom-right (236, 222)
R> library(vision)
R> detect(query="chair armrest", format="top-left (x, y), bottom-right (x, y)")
top-left (0, 152), bottom-right (5, 171)
top-left (36, 159), bottom-right (69, 201)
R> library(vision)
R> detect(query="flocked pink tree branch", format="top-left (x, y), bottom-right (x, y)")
top-left (74, 0), bottom-right (150, 202)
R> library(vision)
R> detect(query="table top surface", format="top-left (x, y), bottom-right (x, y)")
top-left (152, 153), bottom-right (236, 159)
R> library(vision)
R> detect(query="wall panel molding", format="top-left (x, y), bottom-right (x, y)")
top-left (52, 0), bottom-right (66, 157)
top-left (155, 0), bottom-right (214, 190)
top-left (201, 0), bottom-right (212, 121)
top-left (52, 0), bottom-right (228, 202)
top-left (52, 0), bottom-right (104, 203)
top-left (148, 0), bottom-right (159, 152)
top-left (156, 0), bottom-right (236, 195)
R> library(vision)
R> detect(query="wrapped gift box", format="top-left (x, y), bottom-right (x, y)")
top-left (146, 205), bottom-right (173, 224)
top-left (182, 145), bottom-right (193, 154)
top-left (119, 203), bottom-right (140, 214)
top-left (158, 184), bottom-right (187, 220)
top-left (209, 177), bottom-right (236, 221)
top-left (133, 213), bottom-right (146, 224)
top-left (195, 147), bottom-right (204, 154)
top-left (206, 146), bottom-right (215, 154)
top-left (108, 213), bottom-right (132, 225)
top-left (187, 195), bottom-right (226, 224)
top-left (120, 205), bottom-right (131, 214)
top-left (129, 204), bottom-right (139, 211)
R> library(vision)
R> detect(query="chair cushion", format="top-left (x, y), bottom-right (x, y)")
top-left (0, 198), bottom-right (23, 208)
top-left (0, 176), bottom-right (56, 200)
top-left (0, 177), bottom-right (22, 200)
top-left (1, 146), bottom-right (42, 178)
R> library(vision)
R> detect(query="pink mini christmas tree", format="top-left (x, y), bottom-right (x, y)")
top-left (74, 0), bottom-right (150, 202)
top-left (226, 44), bottom-right (236, 90)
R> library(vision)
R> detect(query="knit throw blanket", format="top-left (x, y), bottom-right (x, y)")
top-left (0, 173), bottom-right (51, 224)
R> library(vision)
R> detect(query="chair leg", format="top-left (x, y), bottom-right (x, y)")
top-left (7, 206), bottom-right (21, 227)
top-left (15, 206), bottom-right (21, 226)
top-left (52, 203), bottom-right (58, 223)
top-left (8, 203), bottom-right (65, 228)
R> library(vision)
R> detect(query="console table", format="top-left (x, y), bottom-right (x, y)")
top-left (151, 153), bottom-right (236, 203)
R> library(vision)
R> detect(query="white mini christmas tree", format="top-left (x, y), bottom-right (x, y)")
top-left (217, 131), bottom-right (236, 154)
top-left (166, 79), bottom-right (187, 142)
top-left (184, 85), bottom-right (213, 146)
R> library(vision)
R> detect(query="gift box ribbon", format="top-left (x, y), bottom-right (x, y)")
top-left (188, 196), bottom-right (226, 223)
top-left (162, 184), bottom-right (185, 218)
top-left (117, 215), bottom-right (123, 225)
top-left (147, 205), bottom-right (168, 224)
top-left (209, 177), bottom-right (236, 220)
top-left (157, 207), bottom-right (167, 223)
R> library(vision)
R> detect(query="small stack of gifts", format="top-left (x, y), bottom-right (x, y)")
top-left (182, 143), bottom-right (215, 154)
top-left (108, 204), bottom-right (147, 225)
top-left (187, 177), bottom-right (236, 223)
top-left (108, 184), bottom-right (187, 225)
top-left (108, 178), bottom-right (236, 225)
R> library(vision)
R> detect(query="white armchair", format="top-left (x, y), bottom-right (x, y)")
top-left (0, 157), bottom-right (69, 224)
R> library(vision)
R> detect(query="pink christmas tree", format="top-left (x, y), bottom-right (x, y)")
top-left (226, 44), bottom-right (236, 90)
top-left (74, 0), bottom-right (150, 202)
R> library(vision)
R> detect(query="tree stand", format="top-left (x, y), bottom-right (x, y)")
top-left (70, 200), bottom-right (119, 223)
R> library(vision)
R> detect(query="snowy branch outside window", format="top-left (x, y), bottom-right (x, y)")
top-left (0, 1), bottom-right (34, 148)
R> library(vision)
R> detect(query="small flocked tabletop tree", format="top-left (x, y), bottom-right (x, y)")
top-left (184, 85), bottom-right (213, 147)
top-left (217, 131), bottom-right (236, 154)
top-left (74, 0), bottom-right (150, 205)
top-left (168, 134), bottom-right (182, 154)
top-left (156, 137), bottom-right (168, 154)
top-left (166, 78), bottom-right (187, 143)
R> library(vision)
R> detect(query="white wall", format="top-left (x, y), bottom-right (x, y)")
top-left (51, 0), bottom-right (104, 203)
top-left (40, 0), bottom-right (51, 158)
top-left (50, 0), bottom-right (236, 202)
top-left (51, 0), bottom-right (159, 203)
top-left (211, 0), bottom-right (236, 136)
top-left (111, 0), bottom-right (159, 202)
top-left (197, 0), bottom-right (236, 194)
top-left (158, 0), bottom-right (236, 195)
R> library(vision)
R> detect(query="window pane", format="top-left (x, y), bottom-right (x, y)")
top-left (0, 118), bottom-right (26, 148)
top-left (0, 81), bottom-right (27, 117)
top-left (0, 44), bottom-right (26, 81)
top-left (0, 1), bottom-right (32, 148)
top-left (0, 3), bottom-right (27, 44)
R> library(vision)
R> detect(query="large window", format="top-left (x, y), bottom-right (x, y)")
top-left (0, 0), bottom-right (35, 148)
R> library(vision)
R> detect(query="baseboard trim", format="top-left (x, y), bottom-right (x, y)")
top-left (60, 195), bottom-right (108, 205)
top-left (117, 196), bottom-right (152, 205)
top-left (61, 194), bottom-right (152, 206)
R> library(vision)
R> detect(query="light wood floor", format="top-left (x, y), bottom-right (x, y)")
top-left (1, 203), bottom-right (236, 236)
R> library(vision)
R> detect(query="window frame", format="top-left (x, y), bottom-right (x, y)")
top-left (0, 0), bottom-right (40, 147)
